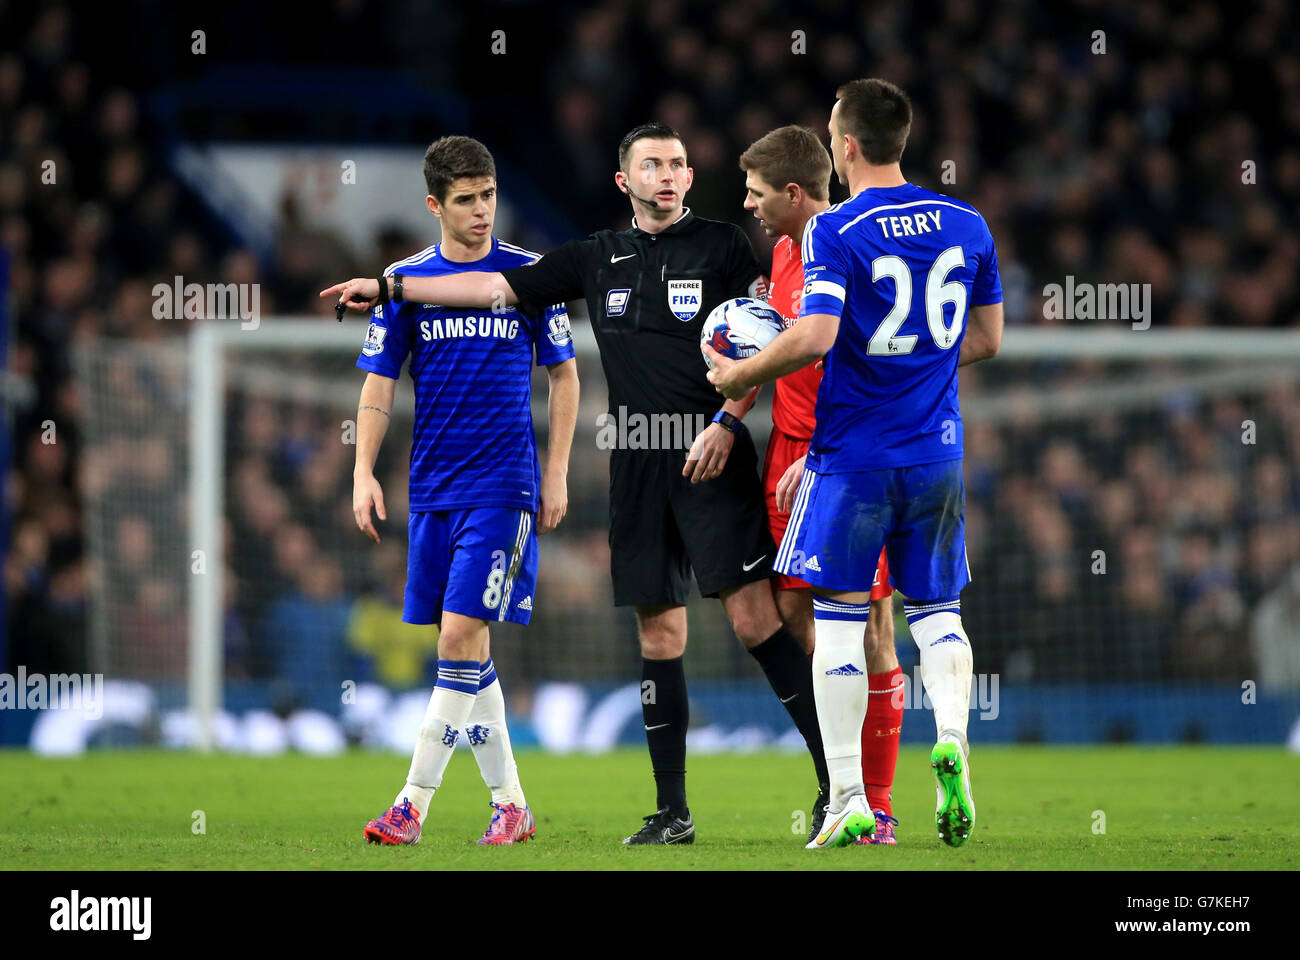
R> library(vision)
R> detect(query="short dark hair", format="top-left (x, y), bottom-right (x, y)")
top-left (739, 125), bottom-right (832, 201)
top-left (834, 79), bottom-right (912, 165)
top-left (423, 136), bottom-right (495, 202)
top-left (617, 121), bottom-right (687, 171)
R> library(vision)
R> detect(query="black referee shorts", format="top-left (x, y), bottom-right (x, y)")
top-left (608, 431), bottom-right (776, 607)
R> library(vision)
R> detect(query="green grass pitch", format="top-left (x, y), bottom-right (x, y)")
top-left (1, 747), bottom-right (1294, 870)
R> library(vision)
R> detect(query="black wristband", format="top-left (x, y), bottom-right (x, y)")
top-left (375, 275), bottom-right (390, 305)
top-left (393, 273), bottom-right (404, 302)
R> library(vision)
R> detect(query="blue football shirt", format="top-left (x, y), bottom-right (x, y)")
top-left (356, 237), bottom-right (575, 512)
top-left (799, 183), bottom-right (1002, 473)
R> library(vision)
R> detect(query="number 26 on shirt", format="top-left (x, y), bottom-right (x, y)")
top-left (868, 244), bottom-right (967, 355)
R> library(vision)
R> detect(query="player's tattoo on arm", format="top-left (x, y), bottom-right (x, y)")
top-left (359, 404), bottom-right (391, 418)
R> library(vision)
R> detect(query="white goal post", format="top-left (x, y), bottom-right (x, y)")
top-left (185, 320), bottom-right (1300, 750)
top-left (185, 317), bottom-right (599, 750)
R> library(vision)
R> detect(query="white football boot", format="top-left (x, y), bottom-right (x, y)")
top-left (805, 793), bottom-right (874, 850)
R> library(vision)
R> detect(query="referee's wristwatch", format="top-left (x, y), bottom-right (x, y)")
top-left (712, 410), bottom-right (745, 435)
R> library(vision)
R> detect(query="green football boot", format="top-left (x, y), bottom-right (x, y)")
top-left (930, 738), bottom-right (975, 847)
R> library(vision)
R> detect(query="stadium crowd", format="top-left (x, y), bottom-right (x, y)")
top-left (4, 1), bottom-right (1299, 706)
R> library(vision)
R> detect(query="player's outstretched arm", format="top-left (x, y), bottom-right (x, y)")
top-left (959, 302), bottom-right (1004, 367)
top-left (320, 272), bottom-right (520, 313)
top-left (353, 372), bottom-right (396, 543)
top-left (538, 358), bottom-right (578, 534)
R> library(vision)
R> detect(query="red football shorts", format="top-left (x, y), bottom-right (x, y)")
top-left (762, 427), bottom-right (892, 598)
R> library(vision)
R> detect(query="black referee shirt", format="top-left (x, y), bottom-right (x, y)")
top-left (501, 209), bottom-right (766, 418)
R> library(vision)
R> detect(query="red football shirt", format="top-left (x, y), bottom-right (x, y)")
top-left (768, 234), bottom-right (822, 440)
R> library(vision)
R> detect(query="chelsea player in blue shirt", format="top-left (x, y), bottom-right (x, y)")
top-left (707, 79), bottom-right (1005, 850)
top-left (354, 137), bottom-right (578, 847)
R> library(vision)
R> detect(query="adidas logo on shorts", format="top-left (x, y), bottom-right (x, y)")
top-left (825, 663), bottom-right (864, 676)
top-left (517, 596), bottom-right (533, 611)
top-left (804, 555), bottom-right (822, 572)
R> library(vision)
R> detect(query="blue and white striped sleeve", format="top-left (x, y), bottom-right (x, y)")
top-left (799, 212), bottom-right (849, 319)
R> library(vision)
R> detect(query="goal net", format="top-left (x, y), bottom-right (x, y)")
top-left (74, 321), bottom-right (1300, 751)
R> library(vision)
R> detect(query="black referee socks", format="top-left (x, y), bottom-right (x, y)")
top-left (749, 626), bottom-right (831, 788)
top-left (641, 656), bottom-right (690, 818)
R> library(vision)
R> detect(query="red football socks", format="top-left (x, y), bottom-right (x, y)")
top-left (862, 666), bottom-right (904, 815)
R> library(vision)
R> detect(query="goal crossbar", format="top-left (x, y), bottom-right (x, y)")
top-left (186, 320), bottom-right (1300, 749)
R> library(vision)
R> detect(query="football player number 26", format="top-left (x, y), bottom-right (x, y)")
top-left (867, 244), bottom-right (967, 355)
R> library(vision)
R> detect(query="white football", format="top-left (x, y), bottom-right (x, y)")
top-left (700, 297), bottom-right (786, 370)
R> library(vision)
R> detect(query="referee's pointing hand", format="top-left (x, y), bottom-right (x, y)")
top-left (320, 278), bottom-right (382, 311)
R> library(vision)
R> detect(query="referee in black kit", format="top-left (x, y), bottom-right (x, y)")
top-left (324, 123), bottom-right (830, 846)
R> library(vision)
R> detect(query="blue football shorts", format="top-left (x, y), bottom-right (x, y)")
top-left (773, 459), bottom-right (969, 600)
top-left (404, 507), bottom-right (538, 625)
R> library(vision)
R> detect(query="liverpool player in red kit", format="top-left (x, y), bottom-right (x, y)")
top-left (739, 126), bottom-right (903, 844)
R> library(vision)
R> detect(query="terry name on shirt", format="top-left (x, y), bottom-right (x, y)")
top-left (873, 209), bottom-right (943, 239)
